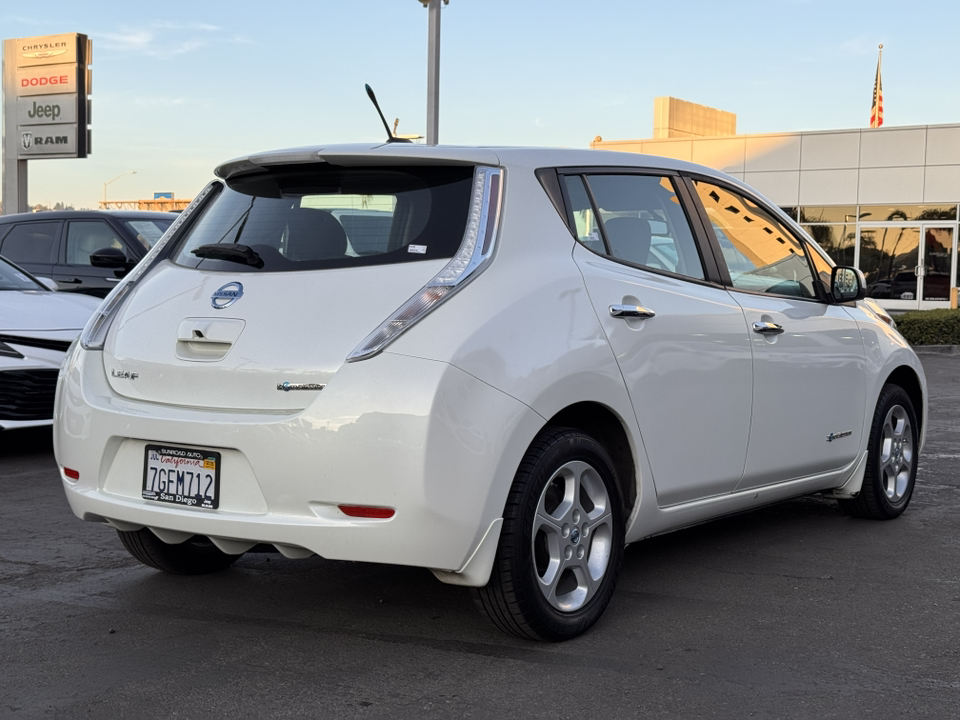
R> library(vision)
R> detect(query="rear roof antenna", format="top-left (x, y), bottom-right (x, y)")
top-left (365, 84), bottom-right (412, 144)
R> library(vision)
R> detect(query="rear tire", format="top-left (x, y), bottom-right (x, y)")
top-left (474, 427), bottom-right (625, 641)
top-left (838, 384), bottom-right (918, 520)
top-left (118, 528), bottom-right (240, 575)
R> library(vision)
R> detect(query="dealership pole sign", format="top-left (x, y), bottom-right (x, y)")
top-left (2, 33), bottom-right (92, 214)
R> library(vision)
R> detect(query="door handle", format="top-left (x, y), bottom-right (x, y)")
top-left (106, 277), bottom-right (121, 283)
top-left (609, 304), bottom-right (656, 319)
top-left (58, 278), bottom-right (81, 284)
top-left (752, 321), bottom-right (784, 335)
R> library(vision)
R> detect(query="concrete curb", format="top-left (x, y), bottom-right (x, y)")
top-left (911, 345), bottom-right (960, 355)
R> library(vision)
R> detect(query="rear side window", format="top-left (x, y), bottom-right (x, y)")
top-left (172, 165), bottom-right (475, 272)
top-left (563, 173), bottom-right (705, 280)
top-left (0, 222), bottom-right (59, 264)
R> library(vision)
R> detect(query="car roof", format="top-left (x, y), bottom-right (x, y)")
top-left (0, 210), bottom-right (177, 224)
top-left (214, 143), bottom-right (738, 184)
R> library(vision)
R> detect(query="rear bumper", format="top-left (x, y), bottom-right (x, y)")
top-left (54, 347), bottom-right (543, 581)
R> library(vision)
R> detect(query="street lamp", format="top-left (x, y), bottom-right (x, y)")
top-left (103, 171), bottom-right (136, 206)
top-left (419, 0), bottom-right (449, 146)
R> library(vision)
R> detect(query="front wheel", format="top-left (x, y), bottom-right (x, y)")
top-left (838, 384), bottom-right (918, 520)
top-left (474, 427), bottom-right (625, 641)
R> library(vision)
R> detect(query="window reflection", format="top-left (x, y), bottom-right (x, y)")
top-left (859, 226), bottom-right (920, 300)
top-left (924, 227), bottom-right (954, 302)
top-left (798, 206), bottom-right (857, 224)
top-left (858, 204), bottom-right (957, 222)
top-left (801, 224), bottom-right (855, 266)
top-left (695, 181), bottom-right (816, 298)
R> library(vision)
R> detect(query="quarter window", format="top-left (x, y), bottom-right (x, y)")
top-left (563, 173), bottom-right (705, 281)
top-left (562, 175), bottom-right (604, 253)
top-left (693, 181), bottom-right (818, 299)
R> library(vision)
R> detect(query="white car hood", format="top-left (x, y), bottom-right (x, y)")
top-left (0, 290), bottom-right (101, 333)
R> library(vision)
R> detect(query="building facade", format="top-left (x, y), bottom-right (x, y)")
top-left (593, 121), bottom-right (960, 311)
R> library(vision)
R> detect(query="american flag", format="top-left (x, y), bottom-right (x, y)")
top-left (870, 46), bottom-right (883, 128)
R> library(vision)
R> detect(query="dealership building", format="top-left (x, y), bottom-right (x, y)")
top-left (592, 97), bottom-right (960, 311)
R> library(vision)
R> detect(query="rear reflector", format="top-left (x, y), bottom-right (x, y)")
top-left (63, 467), bottom-right (80, 481)
top-left (338, 505), bottom-right (395, 519)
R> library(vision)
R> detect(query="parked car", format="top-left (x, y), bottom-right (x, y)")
top-left (0, 210), bottom-right (176, 298)
top-left (0, 255), bottom-right (100, 429)
top-left (54, 145), bottom-right (926, 641)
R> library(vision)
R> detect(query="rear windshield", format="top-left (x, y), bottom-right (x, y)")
top-left (171, 164), bottom-right (475, 272)
top-left (0, 256), bottom-right (43, 291)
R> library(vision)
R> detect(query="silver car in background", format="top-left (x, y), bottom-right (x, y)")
top-left (0, 256), bottom-right (99, 429)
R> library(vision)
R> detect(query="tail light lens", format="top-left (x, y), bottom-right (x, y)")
top-left (347, 166), bottom-right (503, 362)
top-left (80, 182), bottom-right (221, 350)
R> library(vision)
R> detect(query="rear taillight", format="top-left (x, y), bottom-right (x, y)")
top-left (80, 182), bottom-right (221, 351)
top-left (347, 166), bottom-right (503, 362)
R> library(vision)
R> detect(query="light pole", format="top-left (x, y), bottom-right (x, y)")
top-left (103, 170), bottom-right (136, 207)
top-left (419, 0), bottom-right (448, 146)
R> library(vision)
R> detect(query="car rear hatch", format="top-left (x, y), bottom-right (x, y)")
top-left (102, 162), bottom-right (478, 411)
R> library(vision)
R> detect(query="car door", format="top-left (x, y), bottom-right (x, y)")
top-left (688, 178), bottom-right (868, 490)
top-left (0, 220), bottom-right (60, 280)
top-left (563, 172), bottom-right (753, 506)
top-left (54, 219), bottom-right (137, 297)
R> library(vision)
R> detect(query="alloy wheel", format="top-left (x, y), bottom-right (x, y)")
top-left (531, 460), bottom-right (614, 612)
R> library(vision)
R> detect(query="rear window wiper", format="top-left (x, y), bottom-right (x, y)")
top-left (192, 243), bottom-right (264, 268)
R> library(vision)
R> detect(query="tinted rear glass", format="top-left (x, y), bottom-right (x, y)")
top-left (172, 164), bottom-right (475, 272)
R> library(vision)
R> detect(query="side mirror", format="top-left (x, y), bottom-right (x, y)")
top-left (831, 266), bottom-right (866, 303)
top-left (90, 247), bottom-right (130, 269)
top-left (36, 277), bottom-right (59, 292)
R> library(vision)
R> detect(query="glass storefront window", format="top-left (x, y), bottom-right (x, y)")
top-left (858, 204), bottom-right (957, 222)
top-left (798, 206), bottom-right (857, 224)
top-left (924, 227), bottom-right (954, 302)
top-left (790, 205), bottom-right (958, 306)
top-left (801, 224), bottom-right (856, 266)
top-left (859, 226), bottom-right (921, 300)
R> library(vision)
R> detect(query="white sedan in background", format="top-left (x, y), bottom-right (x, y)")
top-left (55, 145), bottom-right (926, 641)
top-left (0, 257), bottom-right (100, 429)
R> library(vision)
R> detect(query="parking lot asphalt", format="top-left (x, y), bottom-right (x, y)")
top-left (2, 356), bottom-right (959, 719)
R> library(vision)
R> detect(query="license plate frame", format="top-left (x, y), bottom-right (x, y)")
top-left (142, 444), bottom-right (221, 510)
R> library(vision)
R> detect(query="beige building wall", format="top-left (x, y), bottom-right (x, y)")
top-left (591, 124), bottom-right (960, 208)
top-left (652, 97), bottom-right (737, 139)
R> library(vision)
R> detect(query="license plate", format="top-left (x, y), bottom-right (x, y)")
top-left (142, 444), bottom-right (221, 509)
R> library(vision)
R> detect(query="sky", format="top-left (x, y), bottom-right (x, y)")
top-left (2, 0), bottom-right (958, 210)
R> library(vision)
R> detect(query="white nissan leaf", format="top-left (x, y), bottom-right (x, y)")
top-left (55, 145), bottom-right (926, 641)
